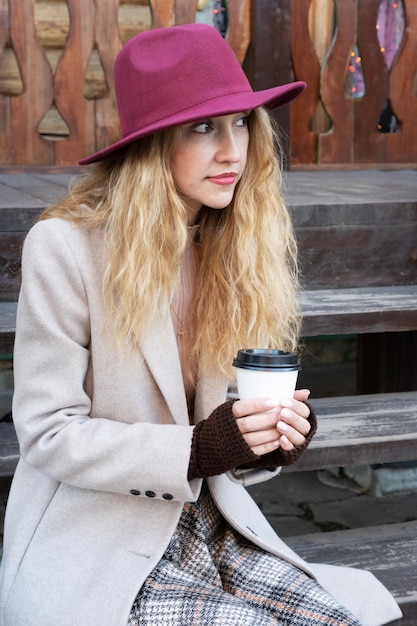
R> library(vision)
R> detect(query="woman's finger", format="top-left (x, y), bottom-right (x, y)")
top-left (277, 421), bottom-right (306, 448)
top-left (241, 425), bottom-right (280, 448)
top-left (232, 397), bottom-right (278, 419)
top-left (294, 388), bottom-right (311, 403)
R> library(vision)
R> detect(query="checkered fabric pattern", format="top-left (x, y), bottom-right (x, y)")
top-left (128, 483), bottom-right (361, 626)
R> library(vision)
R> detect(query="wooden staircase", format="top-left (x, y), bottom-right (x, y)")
top-left (0, 167), bottom-right (417, 623)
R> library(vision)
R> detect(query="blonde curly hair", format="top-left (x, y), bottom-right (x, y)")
top-left (41, 107), bottom-right (300, 377)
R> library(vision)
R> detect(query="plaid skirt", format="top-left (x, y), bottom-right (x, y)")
top-left (128, 482), bottom-right (361, 626)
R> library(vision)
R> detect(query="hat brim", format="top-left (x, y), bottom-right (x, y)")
top-left (79, 81), bottom-right (306, 165)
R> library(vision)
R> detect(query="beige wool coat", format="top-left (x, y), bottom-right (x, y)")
top-left (0, 218), bottom-right (402, 626)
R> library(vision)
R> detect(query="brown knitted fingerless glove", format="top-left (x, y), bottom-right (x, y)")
top-left (187, 400), bottom-right (258, 480)
top-left (187, 400), bottom-right (317, 480)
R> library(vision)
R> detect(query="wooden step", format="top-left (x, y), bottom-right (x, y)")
top-left (0, 302), bottom-right (18, 354)
top-left (0, 422), bottom-right (19, 478)
top-left (300, 285), bottom-right (417, 336)
top-left (287, 520), bottom-right (417, 626)
top-left (2, 285), bottom-right (417, 354)
top-left (287, 391), bottom-right (417, 472)
top-left (228, 389), bottom-right (417, 472)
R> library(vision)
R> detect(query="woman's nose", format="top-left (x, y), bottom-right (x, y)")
top-left (216, 131), bottom-right (244, 163)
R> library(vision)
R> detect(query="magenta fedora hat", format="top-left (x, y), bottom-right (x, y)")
top-left (79, 23), bottom-right (305, 165)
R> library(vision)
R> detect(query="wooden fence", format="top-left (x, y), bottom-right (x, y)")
top-left (291, 0), bottom-right (417, 167)
top-left (0, 0), bottom-right (416, 167)
top-left (0, 0), bottom-right (250, 166)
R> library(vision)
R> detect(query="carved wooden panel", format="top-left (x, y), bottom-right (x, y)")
top-left (290, 0), bottom-right (321, 165)
top-left (0, 0), bottom-right (250, 166)
top-left (388, 1), bottom-right (417, 163)
top-left (354, 0), bottom-right (390, 163)
top-left (319, 0), bottom-right (357, 165)
top-left (290, 0), bottom-right (417, 166)
top-left (0, 0), bottom-right (416, 166)
top-left (2, 0), bottom-right (54, 165)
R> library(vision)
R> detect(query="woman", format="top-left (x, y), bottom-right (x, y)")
top-left (0, 24), bottom-right (401, 626)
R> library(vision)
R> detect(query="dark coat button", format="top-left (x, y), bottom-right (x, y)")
top-left (130, 489), bottom-right (141, 496)
top-left (162, 493), bottom-right (173, 500)
top-left (145, 490), bottom-right (156, 498)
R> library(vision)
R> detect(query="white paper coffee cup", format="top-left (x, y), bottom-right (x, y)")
top-left (232, 349), bottom-right (301, 404)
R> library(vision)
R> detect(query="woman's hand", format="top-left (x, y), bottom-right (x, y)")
top-left (232, 389), bottom-right (311, 456)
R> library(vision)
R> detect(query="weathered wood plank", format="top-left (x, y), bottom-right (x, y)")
top-left (287, 521), bottom-right (417, 625)
top-left (318, 0), bottom-right (357, 165)
top-left (286, 170), bottom-right (417, 288)
top-left (53, 0), bottom-right (95, 165)
top-left (289, 0), bottom-right (320, 165)
top-left (30, 1), bottom-right (151, 49)
top-left (93, 0), bottom-right (123, 154)
top-left (4, 391), bottom-right (417, 476)
top-left (354, 0), bottom-right (388, 163)
top-left (0, 301), bottom-right (18, 330)
top-left (0, 172), bottom-right (73, 210)
top-left (0, 422), bottom-right (19, 477)
top-left (297, 225), bottom-right (417, 288)
top-left (225, 0), bottom-right (251, 65)
top-left (300, 286), bottom-right (417, 336)
top-left (175, 0), bottom-right (198, 27)
top-left (0, 235), bottom-right (24, 301)
top-left (247, 0), bottom-right (292, 159)
top-left (148, 0), bottom-right (175, 28)
top-left (2, 285), bottom-right (416, 348)
top-left (286, 391), bottom-right (417, 472)
top-left (0, 0), bottom-right (13, 166)
top-left (0, 169), bottom-right (80, 223)
top-left (388, 0), bottom-right (417, 163)
top-left (284, 169), bottom-right (417, 212)
top-left (0, 330), bottom-right (14, 354)
top-left (0, 182), bottom-right (46, 211)
top-left (9, 0), bottom-right (54, 165)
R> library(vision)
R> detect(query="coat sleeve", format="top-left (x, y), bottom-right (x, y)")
top-left (12, 219), bottom-right (199, 502)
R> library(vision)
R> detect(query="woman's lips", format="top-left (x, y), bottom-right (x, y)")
top-left (207, 173), bottom-right (237, 185)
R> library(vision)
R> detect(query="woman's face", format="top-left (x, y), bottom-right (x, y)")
top-left (171, 112), bottom-right (250, 225)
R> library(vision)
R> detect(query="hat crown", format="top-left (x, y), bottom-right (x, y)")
top-left (115, 24), bottom-right (251, 138)
top-left (79, 23), bottom-right (305, 164)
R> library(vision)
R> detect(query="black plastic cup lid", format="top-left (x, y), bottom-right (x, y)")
top-left (232, 349), bottom-right (301, 371)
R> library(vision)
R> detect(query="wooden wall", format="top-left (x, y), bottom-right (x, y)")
top-left (0, 0), bottom-right (416, 167)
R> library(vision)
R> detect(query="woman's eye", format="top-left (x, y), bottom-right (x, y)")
top-left (193, 121), bottom-right (213, 134)
top-left (235, 115), bottom-right (249, 128)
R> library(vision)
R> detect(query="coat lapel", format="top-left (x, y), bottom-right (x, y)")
top-left (141, 301), bottom-right (230, 426)
top-left (141, 310), bottom-right (189, 425)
